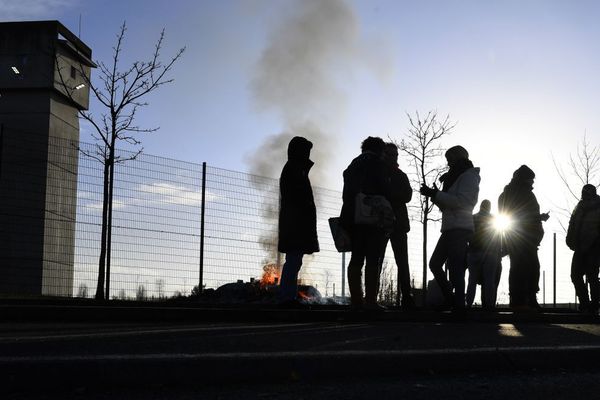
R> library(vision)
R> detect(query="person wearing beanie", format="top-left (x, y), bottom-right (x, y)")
top-left (566, 184), bottom-right (600, 314)
top-left (420, 145), bottom-right (481, 311)
top-left (498, 164), bottom-right (549, 310)
top-left (278, 136), bottom-right (320, 306)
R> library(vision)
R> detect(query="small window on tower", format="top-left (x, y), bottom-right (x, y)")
top-left (70, 66), bottom-right (76, 79)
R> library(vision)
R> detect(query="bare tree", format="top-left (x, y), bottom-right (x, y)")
top-left (393, 111), bottom-right (455, 304)
top-left (57, 22), bottom-right (185, 300)
top-left (552, 133), bottom-right (600, 231)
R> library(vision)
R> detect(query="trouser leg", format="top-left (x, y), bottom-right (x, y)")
top-left (429, 233), bottom-right (453, 304)
top-left (481, 255), bottom-right (500, 309)
top-left (390, 231), bottom-right (412, 301)
top-left (466, 253), bottom-right (480, 307)
top-left (446, 230), bottom-right (470, 308)
top-left (571, 251), bottom-right (589, 306)
top-left (348, 227), bottom-right (367, 306)
top-left (279, 252), bottom-right (303, 302)
top-left (365, 228), bottom-right (386, 304)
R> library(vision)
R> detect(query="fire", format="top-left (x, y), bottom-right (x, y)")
top-left (260, 263), bottom-right (281, 287)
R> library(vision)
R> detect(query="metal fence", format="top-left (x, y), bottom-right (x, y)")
top-left (0, 127), bottom-right (578, 305)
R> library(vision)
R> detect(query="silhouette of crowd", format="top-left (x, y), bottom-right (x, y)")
top-left (277, 136), bottom-right (600, 314)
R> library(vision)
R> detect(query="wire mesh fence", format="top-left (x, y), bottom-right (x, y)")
top-left (0, 126), bottom-right (579, 306)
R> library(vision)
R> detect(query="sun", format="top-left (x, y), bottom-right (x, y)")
top-left (493, 213), bottom-right (512, 233)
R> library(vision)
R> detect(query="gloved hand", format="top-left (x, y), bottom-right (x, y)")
top-left (420, 183), bottom-right (438, 198)
top-left (540, 212), bottom-right (550, 222)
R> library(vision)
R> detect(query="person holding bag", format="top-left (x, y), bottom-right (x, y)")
top-left (340, 136), bottom-right (392, 310)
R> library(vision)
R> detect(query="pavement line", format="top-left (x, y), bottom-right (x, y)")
top-left (3, 344), bottom-right (600, 362)
top-left (0, 322), bottom-right (332, 343)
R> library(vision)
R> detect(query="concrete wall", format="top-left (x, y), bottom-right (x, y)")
top-left (0, 21), bottom-right (91, 297)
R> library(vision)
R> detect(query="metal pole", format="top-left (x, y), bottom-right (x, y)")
top-left (553, 232), bottom-right (557, 307)
top-left (341, 252), bottom-right (346, 298)
top-left (543, 270), bottom-right (546, 305)
top-left (199, 162), bottom-right (206, 293)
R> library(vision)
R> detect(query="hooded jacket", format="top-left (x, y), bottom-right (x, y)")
top-left (432, 167), bottom-right (481, 232)
top-left (566, 194), bottom-right (600, 252)
top-left (278, 137), bottom-right (320, 254)
top-left (498, 178), bottom-right (544, 249)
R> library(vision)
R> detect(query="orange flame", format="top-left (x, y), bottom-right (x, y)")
top-left (260, 263), bottom-right (281, 287)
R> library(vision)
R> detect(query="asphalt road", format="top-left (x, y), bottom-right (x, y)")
top-left (2, 305), bottom-right (600, 398)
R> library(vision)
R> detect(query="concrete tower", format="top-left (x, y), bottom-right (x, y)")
top-left (0, 21), bottom-right (94, 296)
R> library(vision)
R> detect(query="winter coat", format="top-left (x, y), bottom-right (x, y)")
top-left (469, 210), bottom-right (500, 256)
top-left (278, 138), bottom-right (319, 254)
top-left (498, 180), bottom-right (544, 249)
top-left (566, 194), bottom-right (600, 252)
top-left (432, 167), bottom-right (480, 232)
top-left (386, 164), bottom-right (412, 233)
top-left (340, 152), bottom-right (392, 229)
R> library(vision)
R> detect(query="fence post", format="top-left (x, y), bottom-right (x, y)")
top-left (341, 252), bottom-right (346, 298)
top-left (553, 232), bottom-right (556, 308)
top-left (543, 270), bottom-right (546, 305)
top-left (199, 162), bottom-right (206, 293)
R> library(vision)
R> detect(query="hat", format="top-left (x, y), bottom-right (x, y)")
top-left (513, 165), bottom-right (535, 180)
top-left (582, 184), bottom-right (597, 196)
top-left (445, 145), bottom-right (469, 161)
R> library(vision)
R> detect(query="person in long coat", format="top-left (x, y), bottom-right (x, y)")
top-left (566, 184), bottom-right (600, 313)
top-left (498, 165), bottom-right (549, 310)
top-left (278, 136), bottom-right (319, 304)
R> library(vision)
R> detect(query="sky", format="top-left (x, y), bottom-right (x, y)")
top-left (4, 0), bottom-right (600, 302)
top-left (3, 0), bottom-right (599, 214)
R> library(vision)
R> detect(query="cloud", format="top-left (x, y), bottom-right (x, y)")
top-left (0, 0), bottom-right (79, 20)
top-left (138, 182), bottom-right (217, 207)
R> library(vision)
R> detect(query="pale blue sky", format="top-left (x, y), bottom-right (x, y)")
top-left (3, 0), bottom-right (600, 229)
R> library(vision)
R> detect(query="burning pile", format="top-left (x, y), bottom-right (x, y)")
top-left (260, 263), bottom-right (281, 287)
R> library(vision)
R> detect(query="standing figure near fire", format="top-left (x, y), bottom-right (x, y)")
top-left (466, 199), bottom-right (502, 310)
top-left (341, 136), bottom-right (392, 310)
top-left (566, 184), bottom-right (600, 314)
top-left (381, 142), bottom-right (415, 309)
top-left (277, 136), bottom-right (319, 306)
top-left (420, 145), bottom-right (480, 310)
top-left (498, 165), bottom-right (549, 310)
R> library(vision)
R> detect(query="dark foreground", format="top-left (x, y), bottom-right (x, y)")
top-left (2, 301), bottom-right (600, 399)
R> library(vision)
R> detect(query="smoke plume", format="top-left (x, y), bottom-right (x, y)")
top-left (247, 0), bottom-right (390, 266)
top-left (248, 0), bottom-right (361, 183)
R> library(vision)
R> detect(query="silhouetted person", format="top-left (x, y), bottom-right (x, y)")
top-left (498, 165), bottom-right (549, 310)
top-left (466, 199), bottom-right (502, 310)
top-left (341, 136), bottom-right (391, 310)
top-left (381, 142), bottom-right (415, 309)
top-left (420, 145), bottom-right (480, 310)
top-left (566, 184), bottom-right (600, 314)
top-left (278, 136), bottom-right (319, 306)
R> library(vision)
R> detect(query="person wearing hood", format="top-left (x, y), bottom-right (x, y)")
top-left (278, 136), bottom-right (319, 305)
top-left (420, 145), bottom-right (481, 310)
top-left (381, 142), bottom-right (415, 309)
top-left (341, 136), bottom-right (392, 310)
top-left (566, 184), bottom-right (600, 314)
top-left (498, 165), bottom-right (549, 310)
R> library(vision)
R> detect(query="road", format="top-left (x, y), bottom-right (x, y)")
top-left (2, 304), bottom-right (600, 398)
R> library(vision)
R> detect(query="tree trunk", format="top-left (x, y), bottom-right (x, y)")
top-left (105, 134), bottom-right (117, 300)
top-left (422, 199), bottom-right (429, 306)
top-left (95, 160), bottom-right (111, 300)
